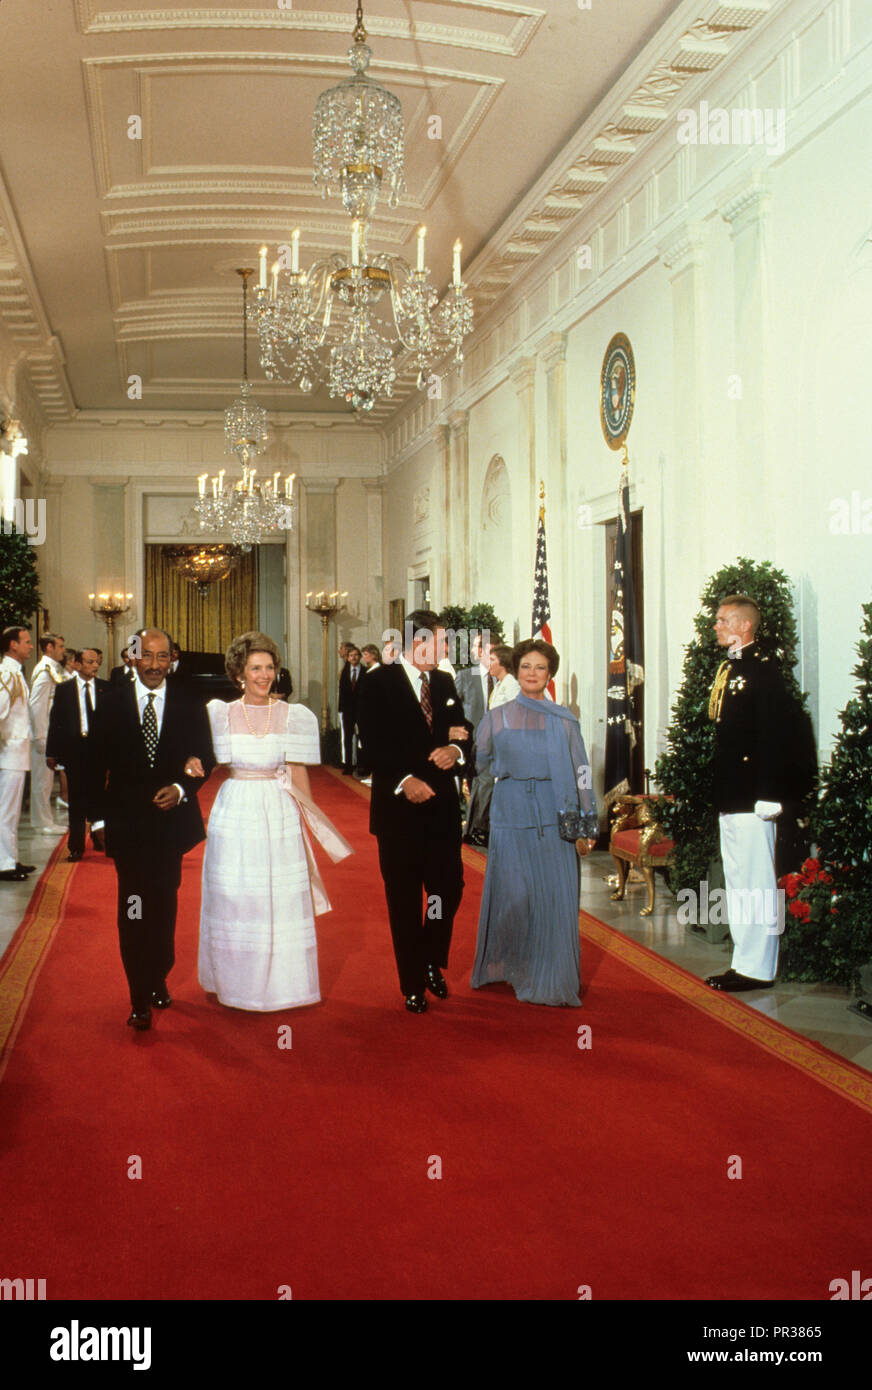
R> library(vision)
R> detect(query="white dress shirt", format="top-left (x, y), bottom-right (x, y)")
top-left (393, 656), bottom-right (464, 792)
top-left (91, 674), bottom-right (184, 832)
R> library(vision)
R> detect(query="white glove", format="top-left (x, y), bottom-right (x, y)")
top-left (754, 800), bottom-right (782, 820)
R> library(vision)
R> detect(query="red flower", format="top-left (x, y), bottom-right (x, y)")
top-left (789, 900), bottom-right (812, 922)
top-left (781, 873), bottom-right (802, 900)
top-left (819, 871), bottom-right (832, 884)
top-left (801, 858), bottom-right (820, 875)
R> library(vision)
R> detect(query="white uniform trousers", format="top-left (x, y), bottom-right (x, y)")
top-left (0, 769), bottom-right (26, 871)
top-left (719, 812), bottom-right (780, 981)
top-left (29, 745), bottom-right (56, 829)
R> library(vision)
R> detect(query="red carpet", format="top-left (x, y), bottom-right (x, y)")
top-left (1, 767), bottom-right (870, 1301)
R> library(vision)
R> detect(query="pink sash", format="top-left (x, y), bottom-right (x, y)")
top-left (228, 767), bottom-right (353, 914)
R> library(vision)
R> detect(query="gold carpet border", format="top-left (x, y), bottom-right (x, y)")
top-left (0, 851), bottom-right (74, 1083)
top-left (579, 911), bottom-right (872, 1115)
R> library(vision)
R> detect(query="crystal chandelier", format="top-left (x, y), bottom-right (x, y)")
top-left (165, 545), bottom-right (242, 599)
top-left (189, 268), bottom-right (296, 549)
top-left (252, 0), bottom-right (473, 413)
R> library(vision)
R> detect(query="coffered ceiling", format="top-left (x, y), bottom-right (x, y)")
top-left (0, 0), bottom-right (766, 428)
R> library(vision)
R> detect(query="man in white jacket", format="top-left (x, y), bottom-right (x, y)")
top-left (0, 626), bottom-right (36, 881)
top-left (28, 631), bottom-right (66, 833)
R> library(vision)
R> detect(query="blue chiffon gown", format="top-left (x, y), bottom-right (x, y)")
top-left (470, 697), bottom-right (598, 1006)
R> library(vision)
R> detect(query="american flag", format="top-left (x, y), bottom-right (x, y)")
top-left (531, 495), bottom-right (556, 700)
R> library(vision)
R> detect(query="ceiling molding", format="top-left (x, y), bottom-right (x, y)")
top-left (74, 3), bottom-right (546, 59)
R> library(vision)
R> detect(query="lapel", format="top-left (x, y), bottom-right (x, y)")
top-left (390, 661), bottom-right (430, 733)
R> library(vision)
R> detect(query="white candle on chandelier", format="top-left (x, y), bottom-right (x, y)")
top-left (417, 225), bottom-right (426, 273)
top-left (248, 468), bottom-right (257, 495)
top-left (198, 473), bottom-right (207, 497)
top-left (271, 262), bottom-right (279, 301)
top-left (351, 220), bottom-right (361, 267)
top-left (217, 469), bottom-right (225, 494)
top-left (285, 472), bottom-right (295, 499)
top-left (212, 478), bottom-right (218, 499)
top-left (259, 246), bottom-right (268, 290)
top-left (306, 592), bottom-right (313, 604)
top-left (291, 228), bottom-right (300, 274)
top-left (453, 239), bottom-right (462, 286)
top-left (273, 470), bottom-right (280, 495)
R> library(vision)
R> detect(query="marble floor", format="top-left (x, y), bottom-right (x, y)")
top-left (3, 812), bottom-right (871, 1075)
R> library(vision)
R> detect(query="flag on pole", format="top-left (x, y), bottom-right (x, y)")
top-left (531, 482), bottom-right (556, 701)
top-left (604, 459), bottom-right (644, 805)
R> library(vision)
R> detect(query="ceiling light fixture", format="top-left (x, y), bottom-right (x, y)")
top-left (252, 0), bottom-right (473, 413)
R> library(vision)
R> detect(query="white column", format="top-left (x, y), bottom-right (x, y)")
top-left (447, 410), bottom-right (470, 603)
top-left (362, 476), bottom-right (385, 635)
top-left (509, 355), bottom-right (538, 633)
top-left (720, 177), bottom-right (773, 555)
top-left (657, 222), bottom-right (708, 581)
top-left (541, 332), bottom-right (569, 699)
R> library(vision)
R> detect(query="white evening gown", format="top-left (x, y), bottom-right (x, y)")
top-left (199, 698), bottom-right (323, 1010)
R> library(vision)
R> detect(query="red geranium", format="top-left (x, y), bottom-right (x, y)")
top-left (788, 900), bottom-right (812, 922)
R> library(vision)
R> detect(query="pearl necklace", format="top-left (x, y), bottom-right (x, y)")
top-left (240, 695), bottom-right (276, 738)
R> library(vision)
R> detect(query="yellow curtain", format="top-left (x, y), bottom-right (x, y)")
top-left (144, 545), bottom-right (257, 653)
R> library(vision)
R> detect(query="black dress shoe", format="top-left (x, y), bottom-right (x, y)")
top-left (706, 969), bottom-right (775, 992)
top-left (16, 862), bottom-right (36, 874)
top-left (425, 965), bottom-right (448, 999)
top-left (126, 1008), bottom-right (152, 1031)
top-left (0, 868), bottom-right (29, 881)
top-left (66, 851), bottom-right (82, 863)
top-left (151, 985), bottom-right (172, 1009)
top-left (404, 993), bottom-right (428, 1013)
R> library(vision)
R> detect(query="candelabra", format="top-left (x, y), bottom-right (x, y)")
top-left (89, 591), bottom-right (133, 670)
top-left (306, 590), bottom-right (348, 734)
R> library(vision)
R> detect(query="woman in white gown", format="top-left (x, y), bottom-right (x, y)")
top-left (192, 632), bottom-right (352, 1011)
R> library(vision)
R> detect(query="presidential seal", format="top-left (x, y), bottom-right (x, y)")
top-left (600, 333), bottom-right (635, 450)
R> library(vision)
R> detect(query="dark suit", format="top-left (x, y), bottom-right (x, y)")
top-left (338, 661), bottom-right (362, 770)
top-left (454, 664), bottom-right (492, 789)
top-left (45, 675), bottom-right (109, 854)
top-left (109, 664), bottom-right (135, 686)
top-left (88, 679), bottom-right (215, 1011)
top-left (357, 661), bottom-right (472, 996)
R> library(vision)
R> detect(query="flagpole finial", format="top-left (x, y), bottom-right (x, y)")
top-left (538, 480), bottom-right (545, 500)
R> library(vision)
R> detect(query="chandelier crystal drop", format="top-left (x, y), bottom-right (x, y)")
top-left (186, 268), bottom-right (296, 550)
top-left (252, 0), bottom-right (473, 414)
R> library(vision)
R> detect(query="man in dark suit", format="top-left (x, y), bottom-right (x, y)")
top-left (705, 595), bottom-right (801, 993)
top-left (88, 628), bottom-right (215, 1031)
top-left (338, 644), bottom-right (363, 773)
top-left (45, 647), bottom-right (109, 861)
top-left (356, 611), bottom-right (472, 1013)
top-left (454, 631), bottom-right (493, 794)
top-left (109, 637), bottom-right (136, 686)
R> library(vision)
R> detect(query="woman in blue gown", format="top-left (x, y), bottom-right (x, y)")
top-left (470, 640), bottom-right (598, 1006)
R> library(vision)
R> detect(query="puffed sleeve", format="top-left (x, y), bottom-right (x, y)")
top-left (285, 702), bottom-right (321, 764)
top-left (207, 699), bottom-right (232, 765)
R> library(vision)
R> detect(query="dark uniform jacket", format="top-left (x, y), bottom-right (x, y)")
top-left (711, 643), bottom-right (813, 814)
